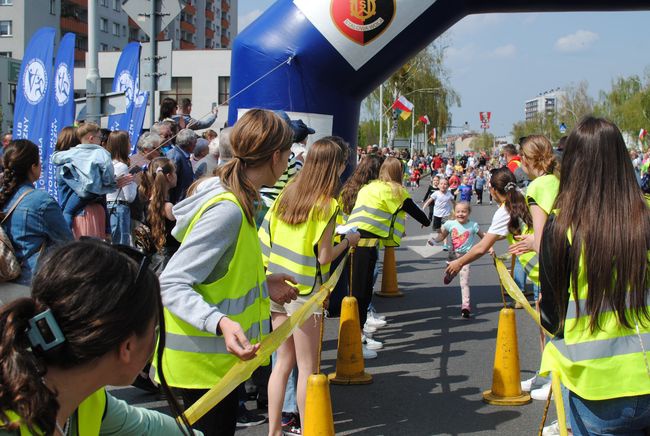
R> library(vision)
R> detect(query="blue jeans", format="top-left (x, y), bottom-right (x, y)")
top-left (108, 202), bottom-right (132, 246)
top-left (567, 391), bottom-right (650, 436)
top-left (513, 258), bottom-right (540, 300)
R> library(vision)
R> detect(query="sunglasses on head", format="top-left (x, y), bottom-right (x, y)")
top-left (79, 237), bottom-right (150, 288)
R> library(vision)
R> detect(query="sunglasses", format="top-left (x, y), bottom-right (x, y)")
top-left (80, 237), bottom-right (150, 287)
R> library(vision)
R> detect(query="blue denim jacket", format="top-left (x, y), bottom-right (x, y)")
top-left (51, 143), bottom-right (116, 198)
top-left (1, 183), bottom-right (73, 284)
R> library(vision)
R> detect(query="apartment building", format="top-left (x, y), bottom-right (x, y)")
top-left (524, 88), bottom-right (566, 122)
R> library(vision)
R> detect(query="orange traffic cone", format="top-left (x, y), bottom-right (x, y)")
top-left (328, 296), bottom-right (373, 385)
top-left (302, 374), bottom-right (335, 436)
top-left (375, 246), bottom-right (403, 297)
top-left (482, 307), bottom-right (531, 405)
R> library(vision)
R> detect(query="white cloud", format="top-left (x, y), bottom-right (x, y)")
top-left (445, 43), bottom-right (478, 65)
top-left (554, 30), bottom-right (599, 53)
top-left (239, 9), bottom-right (263, 33)
top-left (490, 44), bottom-right (516, 58)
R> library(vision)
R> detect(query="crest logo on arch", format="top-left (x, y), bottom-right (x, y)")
top-left (331, 0), bottom-right (395, 46)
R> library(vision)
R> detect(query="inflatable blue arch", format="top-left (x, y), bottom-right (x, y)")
top-left (228, 0), bottom-right (649, 171)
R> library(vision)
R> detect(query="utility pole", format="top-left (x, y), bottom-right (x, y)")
top-left (86, 0), bottom-right (100, 124)
top-left (148, 0), bottom-right (158, 126)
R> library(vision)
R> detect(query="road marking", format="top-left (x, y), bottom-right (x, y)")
top-left (407, 244), bottom-right (444, 258)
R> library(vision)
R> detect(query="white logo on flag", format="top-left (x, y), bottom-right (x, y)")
top-left (54, 63), bottom-right (71, 106)
top-left (22, 59), bottom-right (48, 104)
top-left (117, 70), bottom-right (135, 107)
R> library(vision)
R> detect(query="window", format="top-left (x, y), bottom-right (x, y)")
top-left (0, 21), bottom-right (11, 36)
top-left (160, 77), bottom-right (192, 107)
top-left (122, 25), bottom-right (126, 36)
top-left (9, 82), bottom-right (16, 105)
top-left (112, 22), bottom-right (119, 36)
top-left (113, 0), bottom-right (120, 11)
top-left (0, 51), bottom-right (11, 58)
top-left (99, 18), bottom-right (108, 32)
top-left (49, 0), bottom-right (55, 14)
top-left (218, 76), bottom-right (229, 105)
top-left (0, 0), bottom-right (13, 5)
top-left (100, 0), bottom-right (108, 6)
top-left (99, 43), bottom-right (108, 51)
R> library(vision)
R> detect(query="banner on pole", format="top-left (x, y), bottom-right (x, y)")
top-left (108, 42), bottom-right (141, 133)
top-left (479, 111), bottom-right (491, 130)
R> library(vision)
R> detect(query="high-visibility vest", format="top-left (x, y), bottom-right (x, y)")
top-left (2, 389), bottom-right (106, 435)
top-left (346, 181), bottom-right (408, 247)
top-left (259, 198), bottom-right (338, 296)
top-left (159, 192), bottom-right (269, 389)
top-left (540, 236), bottom-right (650, 400)
top-left (506, 174), bottom-right (559, 284)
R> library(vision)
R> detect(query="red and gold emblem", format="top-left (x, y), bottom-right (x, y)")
top-left (331, 0), bottom-right (396, 46)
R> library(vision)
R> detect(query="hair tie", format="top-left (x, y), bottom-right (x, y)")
top-left (26, 308), bottom-right (66, 351)
top-left (155, 167), bottom-right (164, 174)
top-left (235, 156), bottom-right (246, 165)
top-left (504, 182), bottom-right (517, 192)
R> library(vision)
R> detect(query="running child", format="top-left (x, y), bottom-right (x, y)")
top-left (423, 178), bottom-right (453, 231)
top-left (457, 176), bottom-right (473, 202)
top-left (429, 201), bottom-right (485, 318)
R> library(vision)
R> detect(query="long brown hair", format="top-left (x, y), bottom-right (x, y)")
top-left (0, 241), bottom-right (192, 435)
top-left (105, 130), bottom-right (131, 165)
top-left (55, 126), bottom-right (79, 151)
top-left (520, 135), bottom-right (559, 177)
top-left (216, 109), bottom-right (293, 225)
top-left (140, 157), bottom-right (175, 252)
top-left (490, 167), bottom-right (532, 235)
top-left (379, 157), bottom-right (405, 198)
top-left (274, 136), bottom-right (348, 224)
top-left (340, 155), bottom-right (382, 215)
top-left (549, 116), bottom-right (650, 332)
top-left (0, 140), bottom-right (39, 220)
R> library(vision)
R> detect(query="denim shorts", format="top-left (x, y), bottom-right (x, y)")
top-left (567, 391), bottom-right (650, 436)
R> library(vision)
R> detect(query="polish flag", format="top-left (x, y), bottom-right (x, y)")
top-left (419, 115), bottom-right (430, 125)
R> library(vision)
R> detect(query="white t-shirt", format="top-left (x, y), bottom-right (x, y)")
top-left (106, 160), bottom-right (137, 203)
top-left (432, 190), bottom-right (454, 218)
top-left (486, 204), bottom-right (510, 236)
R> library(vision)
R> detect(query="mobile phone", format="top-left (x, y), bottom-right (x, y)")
top-left (129, 165), bottom-right (143, 175)
top-left (212, 102), bottom-right (217, 111)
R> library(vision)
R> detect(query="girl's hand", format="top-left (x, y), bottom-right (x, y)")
top-left (345, 231), bottom-right (361, 247)
top-left (116, 174), bottom-right (135, 188)
top-left (446, 259), bottom-right (462, 276)
top-left (508, 234), bottom-right (534, 255)
top-left (267, 273), bottom-right (299, 305)
top-left (217, 317), bottom-right (260, 360)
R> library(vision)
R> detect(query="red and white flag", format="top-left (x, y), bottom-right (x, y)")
top-left (392, 95), bottom-right (414, 112)
top-left (419, 115), bottom-right (430, 125)
top-left (640, 128), bottom-right (647, 140)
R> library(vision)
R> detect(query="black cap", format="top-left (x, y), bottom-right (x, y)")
top-left (291, 119), bottom-right (315, 143)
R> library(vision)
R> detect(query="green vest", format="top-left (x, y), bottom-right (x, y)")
top-left (506, 174), bottom-right (560, 285)
top-left (259, 198), bottom-right (338, 296)
top-left (346, 181), bottom-right (408, 247)
top-left (160, 192), bottom-right (269, 389)
top-left (2, 389), bottom-right (106, 435)
top-left (540, 239), bottom-right (650, 400)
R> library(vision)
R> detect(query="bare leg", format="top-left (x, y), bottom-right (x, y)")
top-left (292, 314), bottom-right (323, 428)
top-left (267, 313), bottom-right (296, 436)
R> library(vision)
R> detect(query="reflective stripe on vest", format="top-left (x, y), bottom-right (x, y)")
top-left (259, 198), bottom-right (338, 295)
top-left (347, 181), bottom-right (408, 247)
top-left (2, 389), bottom-right (106, 435)
top-left (540, 237), bottom-right (650, 400)
top-left (507, 232), bottom-right (539, 284)
top-left (159, 192), bottom-right (269, 389)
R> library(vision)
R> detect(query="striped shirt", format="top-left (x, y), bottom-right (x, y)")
top-left (260, 155), bottom-right (303, 207)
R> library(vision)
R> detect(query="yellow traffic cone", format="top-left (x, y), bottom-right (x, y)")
top-left (376, 246), bottom-right (403, 297)
top-left (328, 296), bottom-right (373, 385)
top-left (302, 373), bottom-right (335, 436)
top-left (482, 307), bottom-right (531, 405)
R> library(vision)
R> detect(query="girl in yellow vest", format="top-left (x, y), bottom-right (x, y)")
top-left (260, 137), bottom-right (360, 436)
top-left (539, 117), bottom-right (650, 435)
top-left (158, 110), bottom-right (300, 436)
top-left (0, 240), bottom-right (195, 435)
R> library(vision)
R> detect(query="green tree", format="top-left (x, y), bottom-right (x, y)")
top-left (558, 81), bottom-right (594, 132)
top-left (357, 119), bottom-right (380, 147)
top-left (362, 41), bottom-right (460, 147)
top-left (595, 75), bottom-right (650, 139)
top-left (469, 132), bottom-right (495, 153)
top-left (511, 112), bottom-right (561, 144)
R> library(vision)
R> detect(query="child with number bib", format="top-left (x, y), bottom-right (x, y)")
top-left (430, 201), bottom-right (485, 318)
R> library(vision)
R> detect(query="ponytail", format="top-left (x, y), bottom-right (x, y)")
top-left (146, 158), bottom-right (175, 252)
top-left (490, 168), bottom-right (532, 235)
top-left (0, 140), bottom-right (39, 219)
top-left (217, 158), bottom-right (259, 225)
top-left (0, 298), bottom-right (58, 435)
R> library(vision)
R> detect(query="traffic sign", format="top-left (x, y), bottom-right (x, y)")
top-left (559, 122), bottom-right (567, 134)
top-left (140, 40), bottom-right (172, 91)
top-left (122, 0), bottom-right (182, 38)
top-left (75, 91), bottom-right (126, 121)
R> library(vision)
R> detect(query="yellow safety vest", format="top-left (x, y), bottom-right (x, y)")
top-left (346, 181), bottom-right (408, 247)
top-left (159, 192), bottom-right (269, 389)
top-left (506, 174), bottom-right (560, 285)
top-left (259, 198), bottom-right (338, 296)
top-left (540, 236), bottom-right (650, 400)
top-left (2, 389), bottom-right (106, 435)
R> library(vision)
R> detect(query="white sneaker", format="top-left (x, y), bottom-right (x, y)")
top-left (362, 335), bottom-right (383, 350)
top-left (542, 420), bottom-right (560, 436)
top-left (362, 325), bottom-right (377, 335)
top-left (521, 375), bottom-right (537, 392)
top-left (365, 317), bottom-right (387, 328)
top-left (531, 381), bottom-right (552, 401)
top-left (368, 308), bottom-right (386, 321)
top-left (362, 344), bottom-right (377, 359)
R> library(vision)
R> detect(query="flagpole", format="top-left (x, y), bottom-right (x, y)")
top-left (411, 109), bottom-right (415, 156)
top-left (424, 123), bottom-right (427, 155)
top-left (379, 84), bottom-right (383, 149)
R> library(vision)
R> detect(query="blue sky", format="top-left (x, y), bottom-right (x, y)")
top-left (238, 2), bottom-right (650, 136)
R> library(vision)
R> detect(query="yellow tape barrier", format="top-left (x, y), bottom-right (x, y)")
top-left (181, 255), bottom-right (349, 425)
top-left (493, 256), bottom-right (567, 436)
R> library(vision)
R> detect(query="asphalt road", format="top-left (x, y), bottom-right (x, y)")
top-left (111, 183), bottom-right (557, 435)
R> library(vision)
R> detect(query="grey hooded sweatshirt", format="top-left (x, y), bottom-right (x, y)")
top-left (159, 177), bottom-right (243, 335)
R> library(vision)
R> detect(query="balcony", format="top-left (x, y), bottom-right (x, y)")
top-left (184, 3), bottom-right (196, 14)
top-left (64, 0), bottom-right (86, 7)
top-left (221, 18), bottom-right (228, 28)
top-left (74, 48), bottom-right (85, 62)
top-left (61, 16), bottom-right (88, 35)
top-left (180, 20), bottom-right (195, 32)
top-left (205, 9), bottom-right (214, 20)
top-left (221, 34), bottom-right (229, 47)
top-left (205, 28), bottom-right (214, 38)
top-left (221, 0), bottom-right (229, 13)
top-left (180, 40), bottom-right (195, 49)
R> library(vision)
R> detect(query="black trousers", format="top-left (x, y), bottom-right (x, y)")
top-left (180, 387), bottom-right (239, 436)
top-left (350, 246), bottom-right (378, 327)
